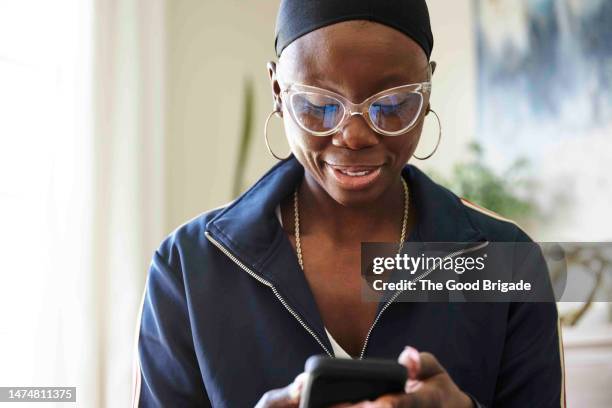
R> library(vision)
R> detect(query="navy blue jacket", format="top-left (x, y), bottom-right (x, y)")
top-left (134, 157), bottom-right (565, 407)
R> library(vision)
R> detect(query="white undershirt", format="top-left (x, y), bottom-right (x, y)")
top-left (275, 204), bottom-right (352, 359)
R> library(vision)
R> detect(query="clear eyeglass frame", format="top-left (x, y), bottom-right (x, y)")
top-left (278, 63), bottom-right (433, 137)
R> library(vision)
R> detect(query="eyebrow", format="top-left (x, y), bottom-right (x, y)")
top-left (280, 64), bottom-right (430, 98)
top-left (373, 71), bottom-right (428, 91)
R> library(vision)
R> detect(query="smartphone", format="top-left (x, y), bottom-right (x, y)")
top-left (299, 355), bottom-right (407, 408)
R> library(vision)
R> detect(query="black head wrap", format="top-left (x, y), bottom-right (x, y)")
top-left (274, 0), bottom-right (434, 59)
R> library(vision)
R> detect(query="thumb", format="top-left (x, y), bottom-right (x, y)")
top-left (398, 347), bottom-right (446, 394)
top-left (398, 346), bottom-right (446, 380)
top-left (254, 372), bottom-right (309, 408)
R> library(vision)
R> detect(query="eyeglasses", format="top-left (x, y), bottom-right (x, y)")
top-left (279, 67), bottom-right (432, 137)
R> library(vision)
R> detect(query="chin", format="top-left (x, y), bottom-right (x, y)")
top-left (324, 178), bottom-right (389, 208)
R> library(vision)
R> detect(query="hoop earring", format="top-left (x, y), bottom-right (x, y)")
top-left (413, 107), bottom-right (442, 160)
top-left (264, 109), bottom-right (291, 161)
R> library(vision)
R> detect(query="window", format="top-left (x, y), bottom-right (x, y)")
top-left (0, 0), bottom-right (93, 387)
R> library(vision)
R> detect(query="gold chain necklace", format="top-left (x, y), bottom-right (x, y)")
top-left (293, 177), bottom-right (409, 270)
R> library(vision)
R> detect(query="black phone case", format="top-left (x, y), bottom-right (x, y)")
top-left (299, 355), bottom-right (407, 408)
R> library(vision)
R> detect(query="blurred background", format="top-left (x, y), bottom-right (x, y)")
top-left (0, 0), bottom-right (610, 406)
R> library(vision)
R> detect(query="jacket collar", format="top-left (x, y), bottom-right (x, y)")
top-left (205, 157), bottom-right (486, 351)
top-left (206, 157), bottom-right (484, 260)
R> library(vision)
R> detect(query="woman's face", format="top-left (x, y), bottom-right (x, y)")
top-left (268, 20), bottom-right (431, 207)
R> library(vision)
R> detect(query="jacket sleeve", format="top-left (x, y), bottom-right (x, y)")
top-left (492, 301), bottom-right (565, 407)
top-left (132, 250), bottom-right (211, 407)
top-left (491, 231), bottom-right (565, 407)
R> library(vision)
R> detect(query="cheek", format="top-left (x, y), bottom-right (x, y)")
top-left (282, 114), bottom-right (328, 157)
top-left (406, 122), bottom-right (424, 155)
top-left (384, 121), bottom-right (424, 163)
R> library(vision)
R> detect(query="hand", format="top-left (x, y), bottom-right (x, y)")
top-left (335, 346), bottom-right (474, 408)
top-left (254, 372), bottom-right (309, 408)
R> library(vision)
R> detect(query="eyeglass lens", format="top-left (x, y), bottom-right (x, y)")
top-left (290, 90), bottom-right (423, 135)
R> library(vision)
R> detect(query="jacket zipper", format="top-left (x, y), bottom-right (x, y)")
top-left (358, 240), bottom-right (490, 359)
top-left (205, 231), bottom-right (333, 357)
top-left (206, 230), bottom-right (488, 360)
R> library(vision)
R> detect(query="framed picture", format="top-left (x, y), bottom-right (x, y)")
top-left (474, 0), bottom-right (612, 239)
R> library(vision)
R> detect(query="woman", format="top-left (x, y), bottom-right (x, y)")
top-left (134, 1), bottom-right (564, 407)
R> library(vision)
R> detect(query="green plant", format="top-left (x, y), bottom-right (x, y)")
top-left (430, 142), bottom-right (538, 223)
top-left (232, 77), bottom-right (255, 197)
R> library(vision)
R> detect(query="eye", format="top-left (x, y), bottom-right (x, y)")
top-left (290, 92), bottom-right (344, 132)
top-left (294, 93), bottom-right (341, 117)
top-left (368, 91), bottom-right (423, 133)
top-left (371, 96), bottom-right (409, 115)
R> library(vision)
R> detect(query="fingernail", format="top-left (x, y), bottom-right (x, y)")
top-left (288, 382), bottom-right (300, 401)
top-left (363, 401), bottom-right (391, 408)
top-left (399, 346), bottom-right (421, 380)
top-left (288, 373), bottom-right (308, 401)
top-left (405, 379), bottom-right (423, 394)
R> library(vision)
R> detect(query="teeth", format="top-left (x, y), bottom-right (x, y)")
top-left (338, 169), bottom-right (372, 176)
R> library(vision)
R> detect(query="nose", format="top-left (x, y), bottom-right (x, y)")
top-left (332, 113), bottom-right (380, 150)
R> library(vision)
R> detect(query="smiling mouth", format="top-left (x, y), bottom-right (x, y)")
top-left (325, 163), bottom-right (384, 190)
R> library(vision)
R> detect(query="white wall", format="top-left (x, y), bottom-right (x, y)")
top-left (165, 0), bottom-right (279, 231)
top-left (424, 1), bottom-right (476, 175)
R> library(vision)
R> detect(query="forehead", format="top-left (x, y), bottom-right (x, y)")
top-left (278, 20), bottom-right (429, 99)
